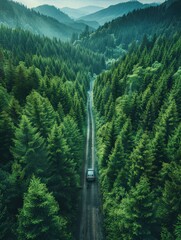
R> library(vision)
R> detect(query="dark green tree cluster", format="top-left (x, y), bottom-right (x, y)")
top-left (17, 176), bottom-right (71, 240)
top-left (0, 26), bottom-right (105, 76)
top-left (0, 25), bottom-right (104, 239)
top-left (94, 33), bottom-right (181, 239)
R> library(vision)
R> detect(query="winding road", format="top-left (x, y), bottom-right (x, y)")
top-left (79, 80), bottom-right (104, 240)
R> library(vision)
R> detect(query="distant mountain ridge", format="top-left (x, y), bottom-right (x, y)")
top-left (33, 5), bottom-right (99, 30)
top-left (33, 5), bottom-right (73, 23)
top-left (79, 0), bottom-right (181, 57)
top-left (61, 6), bottom-right (104, 19)
top-left (0, 0), bottom-right (94, 41)
top-left (79, 0), bottom-right (157, 25)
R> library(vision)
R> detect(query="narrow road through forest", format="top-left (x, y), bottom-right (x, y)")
top-left (79, 80), bottom-right (104, 240)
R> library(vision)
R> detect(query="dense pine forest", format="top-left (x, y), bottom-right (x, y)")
top-left (0, 0), bottom-right (181, 239)
top-left (0, 26), bottom-right (105, 239)
top-left (94, 33), bottom-right (181, 239)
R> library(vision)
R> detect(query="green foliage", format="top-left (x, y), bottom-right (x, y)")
top-left (0, 26), bottom-right (105, 75)
top-left (61, 116), bottom-right (83, 169)
top-left (0, 169), bottom-right (20, 239)
top-left (24, 91), bottom-right (57, 138)
top-left (175, 215), bottom-right (181, 240)
top-left (79, 1), bottom-right (181, 58)
top-left (94, 33), bottom-right (181, 239)
top-left (106, 134), bottom-right (125, 191)
top-left (17, 176), bottom-right (71, 240)
top-left (161, 227), bottom-right (174, 240)
top-left (0, 2), bottom-right (181, 239)
top-left (47, 123), bottom-right (79, 214)
top-left (0, 190), bottom-right (9, 240)
top-left (160, 162), bottom-right (181, 228)
top-left (0, 111), bottom-right (14, 168)
top-left (105, 177), bottom-right (156, 240)
top-left (0, 85), bottom-right (11, 111)
top-left (13, 63), bottom-right (40, 102)
top-left (128, 133), bottom-right (155, 187)
top-left (0, 24), bottom-right (102, 238)
top-left (167, 123), bottom-right (181, 162)
top-left (11, 115), bottom-right (49, 185)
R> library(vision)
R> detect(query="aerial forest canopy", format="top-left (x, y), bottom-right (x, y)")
top-left (94, 33), bottom-right (181, 239)
top-left (0, 0), bottom-right (181, 239)
top-left (0, 26), bottom-right (105, 239)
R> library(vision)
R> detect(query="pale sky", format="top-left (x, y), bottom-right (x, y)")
top-left (14, 0), bottom-right (165, 9)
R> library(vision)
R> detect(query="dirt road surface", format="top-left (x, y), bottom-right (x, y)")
top-left (79, 81), bottom-right (104, 240)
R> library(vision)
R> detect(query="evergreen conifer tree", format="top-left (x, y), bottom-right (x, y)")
top-left (117, 177), bottom-right (156, 240)
top-left (0, 111), bottom-right (14, 167)
top-left (128, 133), bottom-right (155, 187)
top-left (61, 116), bottom-right (82, 169)
top-left (47, 123), bottom-right (79, 214)
top-left (0, 190), bottom-right (9, 240)
top-left (11, 115), bottom-right (49, 186)
top-left (24, 91), bottom-right (57, 138)
top-left (175, 215), bottom-right (181, 240)
top-left (17, 176), bottom-right (71, 240)
top-left (106, 135), bottom-right (125, 190)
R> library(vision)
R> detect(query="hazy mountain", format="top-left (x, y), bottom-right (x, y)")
top-left (79, 0), bottom-right (181, 57)
top-left (33, 4), bottom-right (99, 30)
top-left (76, 20), bottom-right (100, 29)
top-left (33, 4), bottom-right (73, 23)
top-left (78, 6), bottom-right (104, 14)
top-left (61, 6), bottom-right (103, 19)
top-left (80, 0), bottom-right (158, 25)
top-left (0, 0), bottom-right (88, 41)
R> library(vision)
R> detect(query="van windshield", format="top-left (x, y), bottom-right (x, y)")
top-left (88, 170), bottom-right (94, 176)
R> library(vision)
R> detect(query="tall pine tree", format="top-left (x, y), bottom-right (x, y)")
top-left (11, 115), bottom-right (49, 188)
top-left (17, 176), bottom-right (71, 240)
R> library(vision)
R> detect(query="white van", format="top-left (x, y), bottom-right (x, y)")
top-left (86, 168), bottom-right (96, 182)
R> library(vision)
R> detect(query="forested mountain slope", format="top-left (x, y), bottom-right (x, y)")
top-left (0, 0), bottom-right (87, 40)
top-left (94, 33), bottom-right (181, 239)
top-left (0, 26), bottom-right (105, 239)
top-left (0, 0), bottom-right (180, 239)
top-left (79, 0), bottom-right (181, 58)
top-left (79, 0), bottom-right (156, 25)
top-left (33, 5), bottom-right (97, 31)
top-left (33, 5), bottom-right (73, 23)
